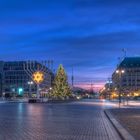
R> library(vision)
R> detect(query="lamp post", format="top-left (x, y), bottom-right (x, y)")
top-left (28, 81), bottom-right (34, 98)
top-left (116, 69), bottom-right (125, 108)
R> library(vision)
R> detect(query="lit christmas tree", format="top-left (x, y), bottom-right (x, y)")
top-left (51, 64), bottom-right (72, 100)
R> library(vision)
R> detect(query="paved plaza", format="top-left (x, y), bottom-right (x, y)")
top-left (0, 100), bottom-right (121, 140)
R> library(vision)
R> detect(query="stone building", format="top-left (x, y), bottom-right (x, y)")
top-left (0, 61), bottom-right (54, 97)
top-left (112, 57), bottom-right (140, 95)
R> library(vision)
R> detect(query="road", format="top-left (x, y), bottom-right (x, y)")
top-left (0, 99), bottom-right (121, 140)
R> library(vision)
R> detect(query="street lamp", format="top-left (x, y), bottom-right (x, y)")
top-left (28, 81), bottom-right (33, 85)
top-left (116, 69), bottom-right (125, 108)
top-left (28, 81), bottom-right (34, 98)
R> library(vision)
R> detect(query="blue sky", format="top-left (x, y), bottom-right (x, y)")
top-left (0, 0), bottom-right (140, 90)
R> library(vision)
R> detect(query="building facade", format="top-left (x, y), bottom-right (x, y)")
top-left (0, 61), bottom-right (54, 97)
top-left (112, 57), bottom-right (140, 95)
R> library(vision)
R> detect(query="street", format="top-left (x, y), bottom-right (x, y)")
top-left (0, 99), bottom-right (121, 140)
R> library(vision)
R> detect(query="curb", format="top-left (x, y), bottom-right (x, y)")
top-left (0, 101), bottom-right (28, 104)
top-left (104, 109), bottom-right (135, 140)
top-left (47, 99), bottom-right (78, 103)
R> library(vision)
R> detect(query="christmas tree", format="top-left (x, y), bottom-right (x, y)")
top-left (51, 64), bottom-right (72, 100)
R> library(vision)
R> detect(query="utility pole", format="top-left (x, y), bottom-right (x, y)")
top-left (116, 69), bottom-right (125, 108)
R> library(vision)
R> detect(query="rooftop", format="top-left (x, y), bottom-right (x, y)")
top-left (119, 57), bottom-right (140, 68)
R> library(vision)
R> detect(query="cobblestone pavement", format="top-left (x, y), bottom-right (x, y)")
top-left (110, 108), bottom-right (140, 140)
top-left (0, 100), bottom-right (121, 140)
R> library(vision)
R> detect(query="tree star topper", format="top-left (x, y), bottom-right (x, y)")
top-left (32, 71), bottom-right (44, 84)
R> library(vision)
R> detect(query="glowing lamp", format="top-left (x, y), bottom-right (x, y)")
top-left (32, 71), bottom-right (44, 84)
top-left (18, 88), bottom-right (23, 95)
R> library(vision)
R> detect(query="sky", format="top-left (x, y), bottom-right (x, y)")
top-left (0, 0), bottom-right (140, 91)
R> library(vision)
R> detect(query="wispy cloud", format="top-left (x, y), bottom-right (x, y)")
top-left (0, 0), bottom-right (140, 90)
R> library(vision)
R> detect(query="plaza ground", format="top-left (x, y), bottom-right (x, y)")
top-left (0, 99), bottom-right (121, 140)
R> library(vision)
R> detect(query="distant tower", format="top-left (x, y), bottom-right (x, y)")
top-left (90, 82), bottom-right (94, 94)
top-left (71, 67), bottom-right (74, 87)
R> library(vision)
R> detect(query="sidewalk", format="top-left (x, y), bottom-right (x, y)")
top-left (105, 108), bottom-right (140, 140)
top-left (0, 98), bottom-right (28, 103)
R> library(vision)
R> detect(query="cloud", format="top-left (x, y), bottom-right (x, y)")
top-left (0, 0), bottom-right (140, 90)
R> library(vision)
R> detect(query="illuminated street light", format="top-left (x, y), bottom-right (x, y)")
top-left (116, 70), bottom-right (119, 74)
top-left (121, 70), bottom-right (125, 73)
top-left (28, 81), bottom-right (34, 85)
top-left (28, 81), bottom-right (34, 98)
top-left (116, 69), bottom-right (125, 74)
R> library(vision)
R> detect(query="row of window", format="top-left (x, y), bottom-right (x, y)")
top-left (5, 80), bottom-right (29, 84)
top-left (4, 71), bottom-right (26, 75)
top-left (123, 79), bottom-right (140, 82)
top-left (122, 84), bottom-right (140, 87)
top-left (4, 76), bottom-right (29, 79)
top-left (4, 88), bottom-right (37, 92)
